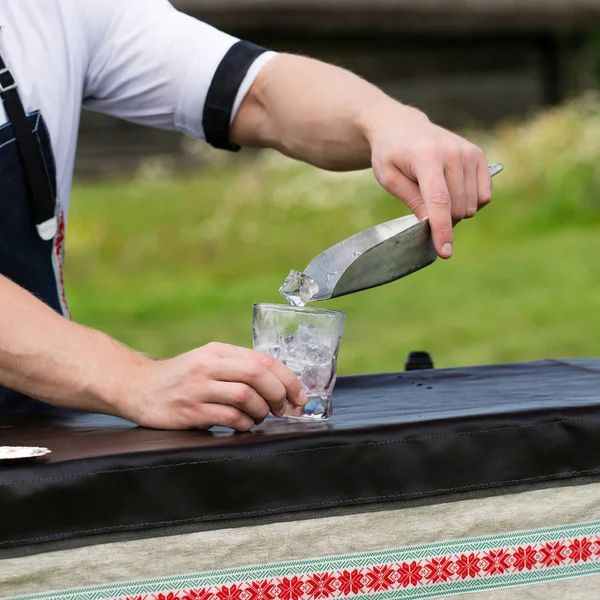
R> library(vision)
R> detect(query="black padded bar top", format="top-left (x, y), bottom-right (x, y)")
top-left (1, 358), bottom-right (600, 549)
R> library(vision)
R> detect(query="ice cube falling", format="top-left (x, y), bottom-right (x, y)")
top-left (279, 270), bottom-right (320, 307)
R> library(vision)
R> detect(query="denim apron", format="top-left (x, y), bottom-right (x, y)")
top-left (0, 52), bottom-right (70, 414)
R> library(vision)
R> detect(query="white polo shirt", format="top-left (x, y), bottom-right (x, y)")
top-left (0, 0), bottom-right (275, 217)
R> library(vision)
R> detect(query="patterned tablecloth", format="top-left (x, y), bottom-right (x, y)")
top-left (1, 359), bottom-right (600, 599)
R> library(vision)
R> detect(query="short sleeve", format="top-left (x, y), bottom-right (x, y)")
top-left (79, 0), bottom-right (276, 140)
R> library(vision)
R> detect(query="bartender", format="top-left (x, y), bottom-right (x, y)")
top-left (0, 0), bottom-right (493, 430)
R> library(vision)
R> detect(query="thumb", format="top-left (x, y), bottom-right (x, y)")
top-left (375, 166), bottom-right (428, 221)
top-left (397, 176), bottom-right (428, 221)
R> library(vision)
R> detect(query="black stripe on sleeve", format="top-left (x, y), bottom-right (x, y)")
top-left (202, 40), bottom-right (269, 152)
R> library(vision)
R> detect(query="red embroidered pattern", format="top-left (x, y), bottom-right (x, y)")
top-left (455, 553), bottom-right (480, 579)
top-left (53, 207), bottom-right (71, 319)
top-left (117, 535), bottom-right (600, 600)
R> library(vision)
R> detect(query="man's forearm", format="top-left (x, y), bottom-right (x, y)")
top-left (231, 54), bottom-right (416, 171)
top-left (0, 275), bottom-right (148, 414)
top-left (232, 52), bottom-right (493, 261)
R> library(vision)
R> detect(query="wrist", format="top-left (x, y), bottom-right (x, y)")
top-left (81, 330), bottom-right (155, 420)
top-left (358, 96), bottom-right (430, 148)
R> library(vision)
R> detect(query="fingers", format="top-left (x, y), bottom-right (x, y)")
top-left (381, 144), bottom-right (491, 258)
top-left (378, 158), bottom-right (454, 258)
top-left (476, 154), bottom-right (493, 210)
top-left (211, 358), bottom-right (287, 417)
top-left (253, 350), bottom-right (308, 408)
top-left (464, 150), bottom-right (479, 218)
top-left (444, 152), bottom-right (466, 223)
top-left (208, 381), bottom-right (273, 422)
top-left (374, 167), bottom-right (427, 220)
top-left (197, 403), bottom-right (256, 432)
top-left (442, 144), bottom-right (491, 224)
top-left (413, 162), bottom-right (454, 259)
top-left (206, 342), bottom-right (307, 408)
top-left (140, 343), bottom-right (311, 432)
top-left (373, 115), bottom-right (494, 260)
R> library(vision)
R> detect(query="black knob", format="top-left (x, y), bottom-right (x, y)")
top-left (405, 351), bottom-right (434, 371)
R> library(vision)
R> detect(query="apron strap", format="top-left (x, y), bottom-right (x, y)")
top-left (0, 52), bottom-right (57, 241)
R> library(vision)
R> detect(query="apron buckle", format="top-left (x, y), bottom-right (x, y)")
top-left (0, 68), bottom-right (17, 93)
top-left (36, 217), bottom-right (58, 241)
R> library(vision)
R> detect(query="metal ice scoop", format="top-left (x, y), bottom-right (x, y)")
top-left (280, 163), bottom-right (504, 304)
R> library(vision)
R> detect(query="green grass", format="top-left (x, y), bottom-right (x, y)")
top-left (64, 97), bottom-right (600, 375)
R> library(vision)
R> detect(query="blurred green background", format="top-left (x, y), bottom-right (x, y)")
top-left (65, 94), bottom-right (600, 375)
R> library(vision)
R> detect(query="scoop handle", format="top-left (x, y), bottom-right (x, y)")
top-left (489, 163), bottom-right (504, 177)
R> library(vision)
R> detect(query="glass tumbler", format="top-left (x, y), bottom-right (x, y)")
top-left (252, 303), bottom-right (346, 420)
